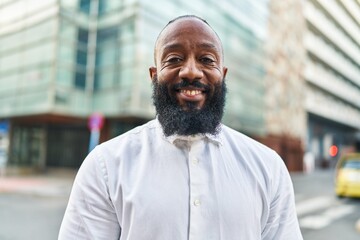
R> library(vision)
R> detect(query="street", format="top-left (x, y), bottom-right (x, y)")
top-left (0, 170), bottom-right (74, 240)
top-left (292, 170), bottom-right (360, 240)
top-left (0, 169), bottom-right (359, 239)
top-left (0, 194), bottom-right (68, 240)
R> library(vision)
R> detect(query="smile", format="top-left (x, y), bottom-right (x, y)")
top-left (180, 89), bottom-right (202, 96)
top-left (175, 87), bottom-right (206, 104)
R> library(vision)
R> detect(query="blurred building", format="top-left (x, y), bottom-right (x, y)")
top-left (266, 0), bottom-right (360, 169)
top-left (264, 0), bottom-right (307, 171)
top-left (2, 0), bottom-right (359, 173)
top-left (304, 0), bottom-right (360, 166)
top-left (0, 0), bottom-right (270, 170)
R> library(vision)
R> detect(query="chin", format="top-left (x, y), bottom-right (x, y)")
top-left (180, 101), bottom-right (205, 112)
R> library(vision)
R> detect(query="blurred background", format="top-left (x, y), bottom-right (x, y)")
top-left (0, 0), bottom-right (360, 239)
top-left (0, 0), bottom-right (359, 173)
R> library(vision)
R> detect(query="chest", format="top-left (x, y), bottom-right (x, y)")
top-left (114, 142), bottom-right (267, 239)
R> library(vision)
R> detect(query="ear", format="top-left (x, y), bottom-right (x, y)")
top-left (223, 67), bottom-right (228, 79)
top-left (149, 67), bottom-right (157, 80)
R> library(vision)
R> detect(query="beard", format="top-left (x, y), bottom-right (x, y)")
top-left (152, 77), bottom-right (227, 136)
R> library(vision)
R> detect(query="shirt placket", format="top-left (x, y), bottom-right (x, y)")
top-left (188, 139), bottom-right (219, 240)
top-left (188, 140), bottom-right (201, 240)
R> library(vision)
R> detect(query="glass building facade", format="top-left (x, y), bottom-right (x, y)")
top-left (0, 0), bottom-right (269, 169)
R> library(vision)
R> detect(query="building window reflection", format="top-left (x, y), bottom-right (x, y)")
top-left (79, 0), bottom-right (91, 14)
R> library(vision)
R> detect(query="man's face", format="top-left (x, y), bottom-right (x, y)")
top-left (150, 18), bottom-right (228, 111)
top-left (150, 18), bottom-right (228, 136)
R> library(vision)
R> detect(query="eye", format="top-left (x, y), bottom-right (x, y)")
top-left (200, 56), bottom-right (216, 65)
top-left (165, 56), bottom-right (183, 64)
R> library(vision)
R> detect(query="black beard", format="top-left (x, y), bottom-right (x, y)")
top-left (152, 77), bottom-right (227, 136)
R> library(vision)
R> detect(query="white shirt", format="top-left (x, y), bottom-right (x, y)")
top-left (58, 119), bottom-right (303, 240)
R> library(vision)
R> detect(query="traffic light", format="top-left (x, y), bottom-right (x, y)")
top-left (329, 145), bottom-right (338, 157)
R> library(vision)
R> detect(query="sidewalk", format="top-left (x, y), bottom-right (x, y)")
top-left (0, 168), bottom-right (76, 197)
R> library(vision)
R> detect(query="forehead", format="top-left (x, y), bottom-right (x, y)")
top-left (156, 18), bottom-right (222, 55)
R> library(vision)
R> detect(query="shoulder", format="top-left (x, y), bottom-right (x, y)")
top-left (220, 124), bottom-right (293, 201)
top-left (79, 120), bottom-right (160, 180)
top-left (83, 119), bottom-right (159, 165)
top-left (93, 119), bottom-right (163, 163)
top-left (101, 119), bottom-right (158, 150)
top-left (220, 124), bottom-right (287, 180)
top-left (220, 124), bottom-right (278, 158)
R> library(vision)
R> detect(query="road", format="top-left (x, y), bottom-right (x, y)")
top-left (0, 169), bottom-right (359, 239)
top-left (0, 171), bottom-right (74, 240)
top-left (0, 194), bottom-right (68, 240)
top-left (292, 170), bottom-right (360, 240)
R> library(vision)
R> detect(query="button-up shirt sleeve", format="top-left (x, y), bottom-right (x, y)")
top-left (58, 147), bottom-right (120, 240)
top-left (262, 154), bottom-right (302, 239)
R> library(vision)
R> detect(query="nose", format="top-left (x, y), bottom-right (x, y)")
top-left (179, 58), bottom-right (203, 81)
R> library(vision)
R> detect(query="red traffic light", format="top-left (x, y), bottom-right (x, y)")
top-left (329, 145), bottom-right (338, 157)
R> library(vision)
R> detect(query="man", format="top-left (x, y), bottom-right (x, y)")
top-left (59, 15), bottom-right (303, 240)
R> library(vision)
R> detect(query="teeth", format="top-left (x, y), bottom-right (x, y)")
top-left (182, 90), bottom-right (201, 96)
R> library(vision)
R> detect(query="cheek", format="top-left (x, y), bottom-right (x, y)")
top-left (206, 74), bottom-right (223, 97)
top-left (158, 68), bottom-right (180, 82)
top-left (206, 70), bottom-right (223, 85)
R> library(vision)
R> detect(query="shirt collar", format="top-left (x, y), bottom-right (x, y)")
top-left (154, 118), bottom-right (223, 146)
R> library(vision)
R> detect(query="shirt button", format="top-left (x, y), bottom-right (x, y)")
top-left (194, 199), bottom-right (201, 206)
top-left (191, 158), bottom-right (199, 165)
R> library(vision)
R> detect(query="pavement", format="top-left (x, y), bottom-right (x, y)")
top-left (0, 168), bottom-right (76, 197)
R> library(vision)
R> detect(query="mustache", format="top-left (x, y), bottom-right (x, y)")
top-left (172, 80), bottom-right (211, 91)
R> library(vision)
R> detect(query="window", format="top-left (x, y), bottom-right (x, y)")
top-left (74, 28), bottom-right (89, 89)
top-left (75, 71), bottom-right (86, 88)
top-left (76, 50), bottom-right (87, 66)
top-left (98, 0), bottom-right (123, 15)
top-left (95, 27), bottom-right (119, 89)
top-left (77, 28), bottom-right (89, 47)
top-left (97, 26), bottom-right (118, 46)
top-left (79, 0), bottom-right (90, 14)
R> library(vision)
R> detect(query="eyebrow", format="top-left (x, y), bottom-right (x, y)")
top-left (162, 42), bottom-right (219, 51)
top-left (162, 43), bottom-right (182, 51)
top-left (198, 43), bottom-right (218, 50)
